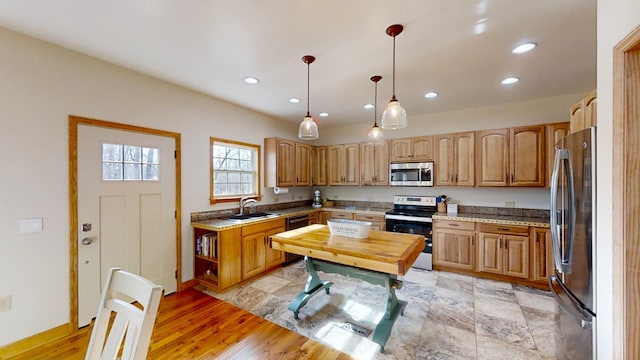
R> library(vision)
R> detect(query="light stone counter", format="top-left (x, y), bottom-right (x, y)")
top-left (432, 212), bottom-right (550, 228)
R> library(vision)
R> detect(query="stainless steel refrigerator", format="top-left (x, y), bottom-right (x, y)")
top-left (549, 126), bottom-right (597, 359)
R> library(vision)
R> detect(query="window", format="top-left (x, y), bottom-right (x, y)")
top-left (210, 138), bottom-right (260, 203)
top-left (102, 143), bottom-right (159, 181)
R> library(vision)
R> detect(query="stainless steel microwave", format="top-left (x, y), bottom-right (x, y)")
top-left (389, 162), bottom-right (434, 187)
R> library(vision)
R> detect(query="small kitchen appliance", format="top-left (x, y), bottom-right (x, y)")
top-left (312, 190), bottom-right (322, 208)
top-left (389, 162), bottom-right (434, 187)
top-left (385, 195), bottom-right (436, 270)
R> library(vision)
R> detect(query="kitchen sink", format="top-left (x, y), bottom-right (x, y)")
top-left (223, 212), bottom-right (279, 222)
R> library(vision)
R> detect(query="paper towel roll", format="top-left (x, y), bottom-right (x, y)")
top-left (273, 187), bottom-right (289, 194)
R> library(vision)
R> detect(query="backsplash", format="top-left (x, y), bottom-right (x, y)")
top-left (190, 200), bottom-right (549, 222)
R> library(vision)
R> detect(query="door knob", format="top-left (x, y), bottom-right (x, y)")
top-left (81, 237), bottom-right (93, 245)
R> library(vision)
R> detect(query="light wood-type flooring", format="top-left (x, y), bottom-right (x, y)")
top-left (4, 288), bottom-right (351, 360)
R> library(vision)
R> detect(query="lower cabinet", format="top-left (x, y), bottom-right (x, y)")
top-left (241, 219), bottom-right (286, 280)
top-left (320, 210), bottom-right (353, 224)
top-left (477, 223), bottom-right (529, 279)
top-left (530, 227), bottom-right (554, 283)
top-left (354, 213), bottom-right (386, 231)
top-left (193, 226), bottom-right (242, 291)
top-left (433, 220), bottom-right (476, 271)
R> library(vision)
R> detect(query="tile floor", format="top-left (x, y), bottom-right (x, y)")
top-left (200, 260), bottom-right (558, 360)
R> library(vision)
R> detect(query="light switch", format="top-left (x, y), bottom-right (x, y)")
top-left (19, 217), bottom-right (43, 233)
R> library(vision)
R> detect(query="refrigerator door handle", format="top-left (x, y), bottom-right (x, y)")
top-left (549, 274), bottom-right (594, 328)
top-left (550, 148), bottom-right (575, 274)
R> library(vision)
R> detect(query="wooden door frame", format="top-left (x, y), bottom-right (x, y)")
top-left (68, 115), bottom-right (182, 331)
top-left (612, 25), bottom-right (640, 360)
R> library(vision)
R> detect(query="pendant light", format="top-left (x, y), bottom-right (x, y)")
top-left (367, 75), bottom-right (384, 145)
top-left (381, 24), bottom-right (407, 130)
top-left (298, 55), bottom-right (319, 140)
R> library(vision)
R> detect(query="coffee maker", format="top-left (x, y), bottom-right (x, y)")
top-left (312, 190), bottom-right (322, 208)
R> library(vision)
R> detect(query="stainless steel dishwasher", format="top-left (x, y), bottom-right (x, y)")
top-left (283, 214), bottom-right (309, 264)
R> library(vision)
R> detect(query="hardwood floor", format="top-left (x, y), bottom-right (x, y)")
top-left (4, 288), bottom-right (351, 360)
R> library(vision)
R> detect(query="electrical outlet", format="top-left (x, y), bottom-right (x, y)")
top-left (0, 295), bottom-right (12, 312)
top-left (505, 201), bottom-right (515, 208)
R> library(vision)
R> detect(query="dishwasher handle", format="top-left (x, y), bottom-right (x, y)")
top-left (286, 215), bottom-right (310, 229)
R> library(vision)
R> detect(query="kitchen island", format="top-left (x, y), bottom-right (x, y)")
top-left (269, 224), bottom-right (424, 352)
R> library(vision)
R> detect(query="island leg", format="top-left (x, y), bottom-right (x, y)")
top-left (372, 275), bottom-right (407, 353)
top-left (287, 256), bottom-right (333, 319)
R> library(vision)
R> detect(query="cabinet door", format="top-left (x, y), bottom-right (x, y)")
top-left (454, 132), bottom-right (475, 186)
top-left (311, 146), bottom-right (327, 186)
top-left (503, 235), bottom-right (529, 278)
top-left (433, 229), bottom-right (474, 270)
top-left (327, 145), bottom-right (344, 185)
top-left (343, 143), bottom-right (360, 185)
top-left (241, 232), bottom-right (266, 279)
top-left (546, 122), bottom-right (570, 186)
top-left (373, 141), bottom-right (389, 185)
top-left (360, 143), bottom-right (377, 185)
top-left (584, 91), bottom-right (597, 128)
top-left (295, 143), bottom-right (311, 186)
top-left (477, 232), bottom-right (502, 275)
top-left (276, 139), bottom-right (296, 187)
top-left (530, 227), bottom-right (553, 283)
top-left (570, 100), bottom-right (585, 134)
top-left (476, 129), bottom-right (509, 186)
top-left (411, 135), bottom-right (434, 161)
top-left (355, 214), bottom-right (386, 231)
top-left (510, 125), bottom-right (545, 187)
top-left (265, 226), bottom-right (286, 269)
top-left (434, 134), bottom-right (454, 186)
top-left (389, 138), bottom-right (412, 162)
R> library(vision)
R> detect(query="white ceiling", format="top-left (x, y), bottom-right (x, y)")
top-left (0, 0), bottom-right (596, 128)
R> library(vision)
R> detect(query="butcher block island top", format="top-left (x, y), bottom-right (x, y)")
top-left (269, 224), bottom-right (425, 276)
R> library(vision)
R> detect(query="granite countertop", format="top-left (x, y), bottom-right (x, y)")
top-left (320, 206), bottom-right (390, 216)
top-left (191, 206), bottom-right (323, 231)
top-left (432, 212), bottom-right (550, 228)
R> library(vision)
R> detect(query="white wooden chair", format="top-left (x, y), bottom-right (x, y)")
top-left (85, 267), bottom-right (163, 360)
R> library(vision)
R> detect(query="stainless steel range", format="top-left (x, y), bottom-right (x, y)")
top-left (385, 195), bottom-right (436, 270)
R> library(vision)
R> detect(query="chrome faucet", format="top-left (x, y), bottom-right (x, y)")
top-left (239, 197), bottom-right (257, 215)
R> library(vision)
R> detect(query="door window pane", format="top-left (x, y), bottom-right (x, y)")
top-left (102, 143), bottom-right (159, 181)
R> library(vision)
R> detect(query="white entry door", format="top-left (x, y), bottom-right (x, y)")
top-left (77, 124), bottom-right (177, 327)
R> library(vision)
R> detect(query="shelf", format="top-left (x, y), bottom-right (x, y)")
top-left (195, 254), bottom-right (218, 263)
top-left (196, 273), bottom-right (218, 288)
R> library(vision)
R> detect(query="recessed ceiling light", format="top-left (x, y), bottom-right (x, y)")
top-left (364, 104), bottom-right (374, 109)
top-left (289, 97), bottom-right (301, 103)
top-left (501, 77), bottom-right (520, 85)
top-left (512, 42), bottom-right (537, 54)
top-left (319, 112), bottom-right (329, 117)
top-left (243, 77), bottom-right (259, 85)
top-left (424, 92), bottom-right (439, 98)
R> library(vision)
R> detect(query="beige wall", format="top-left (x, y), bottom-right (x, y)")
top-left (0, 26), bottom-right (304, 346)
top-left (596, 1), bottom-right (640, 358)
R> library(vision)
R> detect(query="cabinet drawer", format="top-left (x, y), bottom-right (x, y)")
top-left (478, 223), bottom-right (529, 235)
top-left (433, 219), bottom-right (475, 231)
top-left (354, 214), bottom-right (385, 222)
top-left (328, 212), bottom-right (354, 220)
top-left (242, 218), bottom-right (286, 235)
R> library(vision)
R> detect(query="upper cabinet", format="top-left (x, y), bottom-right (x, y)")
top-left (311, 145), bottom-right (327, 186)
top-left (360, 141), bottom-right (389, 186)
top-left (476, 125), bottom-right (545, 187)
top-left (570, 90), bottom-right (597, 134)
top-left (264, 137), bottom-right (310, 187)
top-left (328, 143), bottom-right (360, 185)
top-left (389, 135), bottom-right (434, 162)
top-left (434, 132), bottom-right (475, 186)
top-left (545, 122), bottom-right (570, 186)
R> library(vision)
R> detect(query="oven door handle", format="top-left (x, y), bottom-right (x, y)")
top-left (385, 214), bottom-right (433, 223)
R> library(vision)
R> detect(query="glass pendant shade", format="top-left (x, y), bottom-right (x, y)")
top-left (381, 99), bottom-right (407, 129)
top-left (298, 114), bottom-right (319, 140)
top-left (367, 125), bottom-right (384, 145)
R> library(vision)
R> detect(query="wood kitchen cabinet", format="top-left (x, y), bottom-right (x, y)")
top-left (241, 219), bottom-right (286, 280)
top-left (476, 125), bottom-right (545, 187)
top-left (328, 143), bottom-right (360, 185)
top-left (477, 223), bottom-right (529, 279)
top-left (360, 141), bottom-right (389, 186)
top-left (193, 226), bottom-right (242, 291)
top-left (264, 137), bottom-right (310, 187)
top-left (546, 122), bottom-right (570, 186)
top-left (569, 90), bottom-right (597, 134)
top-left (389, 135), bottom-right (434, 162)
top-left (434, 131), bottom-right (475, 186)
top-left (320, 211), bottom-right (353, 224)
top-left (311, 145), bottom-right (327, 186)
top-left (433, 219), bottom-right (475, 271)
top-left (354, 213), bottom-right (386, 231)
top-left (530, 227), bottom-right (554, 283)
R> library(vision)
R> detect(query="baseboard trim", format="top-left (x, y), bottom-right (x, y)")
top-left (0, 323), bottom-right (73, 359)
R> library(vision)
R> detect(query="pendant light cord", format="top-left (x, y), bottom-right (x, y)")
top-left (306, 62), bottom-right (311, 117)
top-left (392, 35), bottom-right (396, 100)
top-left (374, 79), bottom-right (378, 126)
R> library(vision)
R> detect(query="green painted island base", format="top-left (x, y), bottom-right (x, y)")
top-left (288, 256), bottom-right (406, 353)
